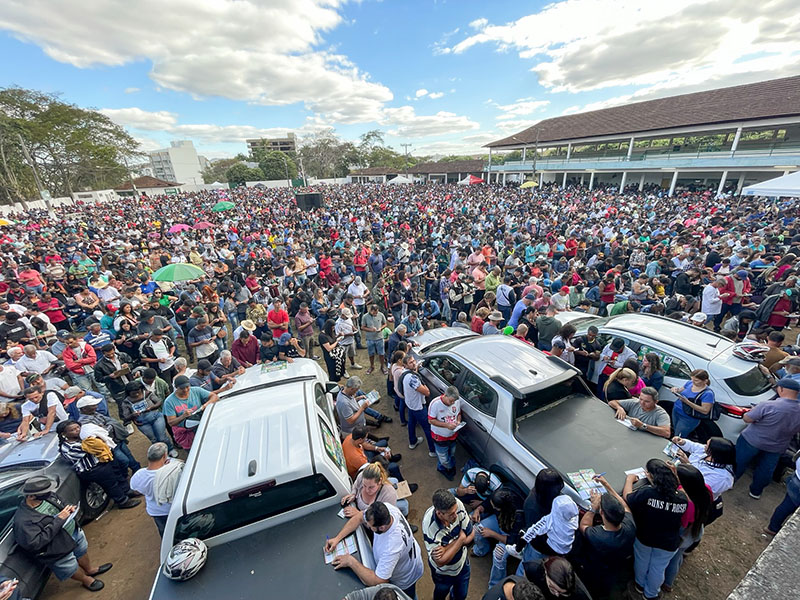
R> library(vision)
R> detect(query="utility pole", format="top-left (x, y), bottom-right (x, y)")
top-left (400, 143), bottom-right (412, 177)
top-left (532, 128), bottom-right (541, 184)
top-left (17, 134), bottom-right (53, 215)
top-left (281, 155), bottom-right (291, 188)
top-left (122, 156), bottom-right (139, 201)
top-left (298, 155), bottom-right (308, 186)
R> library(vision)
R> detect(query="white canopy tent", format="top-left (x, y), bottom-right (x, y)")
top-left (208, 181), bottom-right (227, 189)
top-left (386, 175), bottom-right (412, 184)
top-left (742, 171), bottom-right (800, 197)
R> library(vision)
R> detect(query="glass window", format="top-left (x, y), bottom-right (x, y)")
top-left (458, 371), bottom-right (498, 417)
top-left (174, 474), bottom-right (336, 545)
top-left (725, 366), bottom-right (774, 397)
top-left (319, 417), bottom-right (346, 472)
top-left (636, 345), bottom-right (691, 379)
top-left (314, 383), bottom-right (333, 424)
top-left (425, 356), bottom-right (463, 386)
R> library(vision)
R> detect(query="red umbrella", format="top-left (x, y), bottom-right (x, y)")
top-left (168, 223), bottom-right (191, 233)
top-left (193, 221), bottom-right (214, 230)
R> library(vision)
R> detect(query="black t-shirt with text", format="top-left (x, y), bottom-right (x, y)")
top-left (626, 484), bottom-right (688, 551)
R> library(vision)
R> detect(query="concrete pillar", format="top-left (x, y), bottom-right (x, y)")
top-left (502, 172), bottom-right (507, 185)
top-left (562, 172), bottom-right (568, 189)
top-left (589, 172), bottom-right (595, 191)
top-left (736, 172), bottom-right (746, 195)
top-left (627, 136), bottom-right (635, 160)
top-left (716, 170), bottom-right (729, 197)
top-left (619, 171), bottom-right (627, 192)
top-left (539, 171), bottom-right (543, 187)
top-left (668, 171), bottom-right (679, 197)
top-left (785, 170), bottom-right (792, 176)
top-left (730, 126), bottom-right (743, 155)
top-left (566, 143), bottom-right (572, 160)
top-left (638, 173), bottom-right (645, 191)
top-left (522, 147), bottom-right (527, 162)
top-left (580, 173), bottom-right (585, 185)
top-left (488, 148), bottom-right (492, 183)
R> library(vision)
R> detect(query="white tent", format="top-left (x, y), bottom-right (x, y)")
top-left (742, 171), bottom-right (800, 197)
top-left (209, 181), bottom-right (227, 189)
top-left (386, 175), bottom-right (412, 184)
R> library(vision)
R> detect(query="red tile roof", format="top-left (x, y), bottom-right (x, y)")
top-left (115, 176), bottom-right (181, 190)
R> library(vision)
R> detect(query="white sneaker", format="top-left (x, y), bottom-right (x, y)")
top-left (409, 440), bottom-right (422, 450)
top-left (428, 451), bottom-right (437, 458)
top-left (344, 371), bottom-right (351, 378)
top-left (168, 449), bottom-right (179, 458)
top-left (351, 363), bottom-right (363, 369)
top-left (505, 544), bottom-right (522, 560)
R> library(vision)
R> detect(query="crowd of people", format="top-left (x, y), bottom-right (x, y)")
top-left (0, 180), bottom-right (799, 599)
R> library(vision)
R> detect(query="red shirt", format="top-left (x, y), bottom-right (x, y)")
top-left (267, 309), bottom-right (289, 338)
top-left (38, 298), bottom-right (67, 323)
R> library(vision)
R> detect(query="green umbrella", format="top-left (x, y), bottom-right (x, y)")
top-left (152, 263), bottom-right (206, 282)
top-left (212, 201), bottom-right (235, 212)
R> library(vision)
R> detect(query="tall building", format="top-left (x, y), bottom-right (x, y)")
top-left (148, 140), bottom-right (204, 185)
top-left (246, 133), bottom-right (297, 155)
top-left (485, 75), bottom-right (800, 196)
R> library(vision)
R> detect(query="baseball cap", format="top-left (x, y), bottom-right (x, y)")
top-left (64, 386), bottom-right (82, 399)
top-left (736, 270), bottom-right (749, 279)
top-left (775, 377), bottom-right (800, 391)
top-left (690, 312), bottom-right (707, 323)
top-left (524, 293), bottom-right (536, 300)
top-left (173, 375), bottom-right (191, 389)
top-left (56, 330), bottom-right (71, 341)
top-left (279, 332), bottom-right (292, 345)
top-left (76, 396), bottom-right (102, 409)
top-left (560, 286), bottom-right (570, 293)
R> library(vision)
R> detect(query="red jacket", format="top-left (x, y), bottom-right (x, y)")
top-left (719, 274), bottom-right (751, 306)
top-left (63, 342), bottom-right (97, 375)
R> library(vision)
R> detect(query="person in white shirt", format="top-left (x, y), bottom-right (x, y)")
top-left (130, 442), bottom-right (182, 537)
top-left (327, 501), bottom-right (423, 597)
top-left (0, 364), bottom-right (23, 400)
top-left (19, 385), bottom-right (69, 438)
top-left (701, 277), bottom-right (726, 318)
top-left (348, 277), bottom-right (371, 314)
top-left (15, 345), bottom-right (58, 377)
top-left (671, 436), bottom-right (736, 499)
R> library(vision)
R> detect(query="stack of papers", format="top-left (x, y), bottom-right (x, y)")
top-left (261, 361), bottom-right (288, 373)
top-left (615, 418), bottom-right (637, 430)
top-left (663, 442), bottom-right (681, 465)
top-left (453, 421), bottom-right (467, 432)
top-left (566, 469), bottom-right (607, 500)
top-left (359, 390), bottom-right (380, 407)
top-left (323, 535), bottom-right (358, 564)
top-left (625, 467), bottom-right (647, 480)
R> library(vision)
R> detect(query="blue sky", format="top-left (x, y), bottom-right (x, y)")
top-left (1, 0), bottom-right (798, 159)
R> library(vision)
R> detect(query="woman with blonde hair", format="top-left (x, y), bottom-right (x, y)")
top-left (471, 306), bottom-right (490, 334)
top-left (603, 367), bottom-right (638, 402)
top-left (338, 461), bottom-right (408, 521)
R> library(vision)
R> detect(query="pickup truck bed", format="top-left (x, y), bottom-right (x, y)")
top-left (514, 394), bottom-right (667, 492)
top-left (150, 509), bottom-right (366, 599)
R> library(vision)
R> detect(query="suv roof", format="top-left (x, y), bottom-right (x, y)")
top-left (560, 312), bottom-right (732, 360)
top-left (182, 361), bottom-right (323, 512)
top-left (447, 335), bottom-right (576, 395)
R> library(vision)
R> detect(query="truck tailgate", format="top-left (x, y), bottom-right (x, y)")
top-left (514, 394), bottom-right (667, 492)
top-left (150, 509), bottom-right (369, 599)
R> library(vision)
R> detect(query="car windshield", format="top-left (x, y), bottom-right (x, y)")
top-left (724, 366), bottom-right (774, 397)
top-left (0, 481), bottom-right (26, 532)
top-left (419, 337), bottom-right (471, 355)
top-left (173, 474), bottom-right (335, 545)
top-left (514, 375), bottom-right (588, 420)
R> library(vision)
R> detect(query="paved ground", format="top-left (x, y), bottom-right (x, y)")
top-left (43, 348), bottom-right (786, 600)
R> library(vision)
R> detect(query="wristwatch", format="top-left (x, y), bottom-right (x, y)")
top-left (641, 423), bottom-right (648, 431)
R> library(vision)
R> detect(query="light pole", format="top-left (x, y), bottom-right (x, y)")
top-left (281, 155), bottom-right (291, 188)
top-left (400, 143), bottom-right (412, 177)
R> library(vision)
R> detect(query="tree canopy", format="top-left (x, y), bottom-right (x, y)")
top-left (0, 87), bottom-right (141, 204)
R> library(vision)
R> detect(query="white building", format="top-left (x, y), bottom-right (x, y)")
top-left (148, 140), bottom-right (204, 185)
top-left (246, 133), bottom-right (297, 155)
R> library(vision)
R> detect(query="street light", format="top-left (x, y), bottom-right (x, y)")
top-left (280, 155), bottom-right (291, 188)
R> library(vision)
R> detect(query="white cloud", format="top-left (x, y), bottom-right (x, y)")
top-left (493, 97), bottom-right (549, 120)
top-left (469, 18), bottom-right (488, 30)
top-left (124, 87), bottom-right (140, 94)
top-left (100, 107), bottom-right (331, 146)
top-left (381, 106), bottom-right (479, 138)
top-left (428, 92), bottom-right (445, 99)
top-left (0, 0), bottom-right (392, 123)
top-left (495, 119), bottom-right (541, 134)
top-left (415, 88), bottom-right (429, 98)
top-left (446, 0), bottom-right (800, 96)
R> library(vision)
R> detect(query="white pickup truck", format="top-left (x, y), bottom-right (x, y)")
top-left (148, 359), bottom-right (374, 599)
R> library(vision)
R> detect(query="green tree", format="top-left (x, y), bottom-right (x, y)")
top-left (225, 163), bottom-right (264, 185)
top-left (201, 157), bottom-right (238, 183)
top-left (0, 87), bottom-right (141, 204)
top-left (254, 150), bottom-right (297, 181)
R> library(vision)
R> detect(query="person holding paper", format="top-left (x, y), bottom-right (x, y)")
top-left (428, 386), bottom-right (462, 480)
top-left (328, 501), bottom-right (424, 599)
top-left (421, 489), bottom-right (474, 600)
top-left (607, 387), bottom-right (671, 438)
top-left (162, 376), bottom-right (219, 450)
top-left (138, 331), bottom-right (177, 386)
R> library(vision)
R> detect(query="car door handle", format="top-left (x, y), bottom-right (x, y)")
top-left (474, 421), bottom-right (487, 432)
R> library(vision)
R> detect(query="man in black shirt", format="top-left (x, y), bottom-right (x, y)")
top-left (481, 575), bottom-right (542, 600)
top-left (259, 334), bottom-right (280, 363)
top-left (572, 326), bottom-right (603, 383)
top-left (0, 311), bottom-right (31, 350)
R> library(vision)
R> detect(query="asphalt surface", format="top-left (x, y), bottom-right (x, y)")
top-left (42, 347), bottom-right (784, 600)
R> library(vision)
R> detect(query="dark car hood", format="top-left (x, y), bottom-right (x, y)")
top-left (0, 433), bottom-right (59, 470)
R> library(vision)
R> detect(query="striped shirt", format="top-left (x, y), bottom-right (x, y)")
top-left (422, 498), bottom-right (473, 576)
top-left (58, 439), bottom-right (98, 473)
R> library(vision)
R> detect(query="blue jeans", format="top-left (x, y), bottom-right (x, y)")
top-left (473, 514), bottom-right (507, 557)
top-left (367, 339), bottom-right (384, 356)
top-left (664, 528), bottom-right (702, 587)
top-left (768, 475), bottom-right (800, 532)
top-left (71, 372), bottom-right (94, 392)
top-left (537, 341), bottom-right (552, 352)
top-left (432, 560), bottom-right (470, 600)
top-left (136, 411), bottom-right (173, 451)
top-left (113, 442), bottom-right (141, 473)
top-left (394, 392), bottom-right (407, 425)
top-left (434, 439), bottom-right (457, 473)
top-left (735, 435), bottom-right (782, 496)
top-left (365, 441), bottom-right (402, 481)
top-left (498, 305), bottom-right (512, 324)
top-left (514, 544), bottom-right (545, 577)
top-left (408, 407), bottom-right (435, 452)
top-left (671, 406), bottom-right (701, 437)
top-left (633, 538), bottom-right (675, 599)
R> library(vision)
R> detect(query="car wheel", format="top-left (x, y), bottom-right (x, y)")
top-left (80, 482), bottom-right (110, 523)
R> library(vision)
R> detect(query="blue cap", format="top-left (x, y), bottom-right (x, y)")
top-left (776, 378), bottom-right (800, 391)
top-left (279, 332), bottom-right (292, 345)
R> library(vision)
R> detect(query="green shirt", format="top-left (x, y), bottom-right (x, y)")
top-left (35, 500), bottom-right (76, 536)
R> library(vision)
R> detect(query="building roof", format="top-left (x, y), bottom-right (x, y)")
top-left (487, 75), bottom-right (800, 148)
top-left (115, 175), bottom-right (181, 190)
top-left (409, 160), bottom-right (484, 174)
top-left (349, 166), bottom-right (400, 176)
